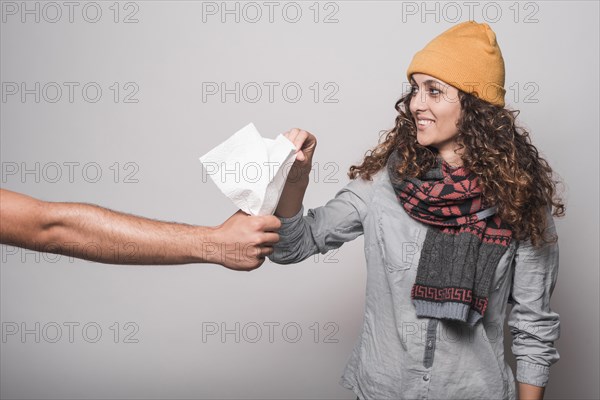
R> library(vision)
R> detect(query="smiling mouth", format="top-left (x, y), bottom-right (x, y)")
top-left (417, 119), bottom-right (435, 126)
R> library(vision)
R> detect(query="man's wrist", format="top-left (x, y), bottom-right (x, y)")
top-left (193, 225), bottom-right (220, 264)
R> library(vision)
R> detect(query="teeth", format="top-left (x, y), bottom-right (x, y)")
top-left (418, 119), bottom-right (433, 125)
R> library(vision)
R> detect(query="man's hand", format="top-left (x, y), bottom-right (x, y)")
top-left (208, 210), bottom-right (281, 271)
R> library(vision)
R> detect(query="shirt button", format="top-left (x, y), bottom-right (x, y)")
top-left (427, 340), bottom-right (433, 348)
top-left (423, 374), bottom-right (430, 381)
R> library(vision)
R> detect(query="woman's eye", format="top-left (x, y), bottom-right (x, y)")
top-left (410, 86), bottom-right (419, 95)
top-left (429, 88), bottom-right (441, 95)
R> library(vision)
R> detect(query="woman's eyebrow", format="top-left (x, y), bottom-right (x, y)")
top-left (423, 79), bottom-right (445, 87)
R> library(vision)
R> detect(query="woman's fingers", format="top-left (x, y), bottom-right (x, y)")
top-left (283, 128), bottom-right (316, 167)
top-left (284, 128), bottom-right (299, 148)
top-left (295, 130), bottom-right (308, 150)
top-left (285, 128), bottom-right (308, 151)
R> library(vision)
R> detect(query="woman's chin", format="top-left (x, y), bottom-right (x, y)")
top-left (416, 138), bottom-right (431, 147)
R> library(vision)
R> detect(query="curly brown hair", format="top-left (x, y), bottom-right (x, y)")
top-left (348, 90), bottom-right (565, 248)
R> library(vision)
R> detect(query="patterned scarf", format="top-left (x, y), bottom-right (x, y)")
top-left (387, 150), bottom-right (513, 326)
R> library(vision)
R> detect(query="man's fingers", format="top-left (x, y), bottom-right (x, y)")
top-left (261, 232), bottom-right (280, 245)
top-left (259, 246), bottom-right (274, 257)
top-left (245, 245), bottom-right (272, 259)
top-left (260, 215), bottom-right (282, 231)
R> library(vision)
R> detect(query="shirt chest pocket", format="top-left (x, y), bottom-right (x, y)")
top-left (375, 206), bottom-right (422, 273)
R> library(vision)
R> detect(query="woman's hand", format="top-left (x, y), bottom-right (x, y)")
top-left (275, 128), bottom-right (317, 218)
top-left (283, 128), bottom-right (317, 183)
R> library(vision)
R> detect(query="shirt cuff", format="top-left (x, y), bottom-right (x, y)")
top-left (277, 206), bottom-right (304, 224)
top-left (516, 360), bottom-right (550, 387)
top-left (276, 206), bottom-right (305, 236)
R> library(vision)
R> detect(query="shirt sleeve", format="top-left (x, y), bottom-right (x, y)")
top-left (507, 209), bottom-right (561, 387)
top-left (268, 177), bottom-right (373, 265)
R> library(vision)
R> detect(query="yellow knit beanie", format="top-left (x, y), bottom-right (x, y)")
top-left (406, 21), bottom-right (506, 107)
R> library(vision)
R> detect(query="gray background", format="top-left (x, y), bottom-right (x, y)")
top-left (1, 1), bottom-right (598, 399)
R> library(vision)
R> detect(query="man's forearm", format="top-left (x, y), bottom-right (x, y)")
top-left (32, 202), bottom-right (215, 265)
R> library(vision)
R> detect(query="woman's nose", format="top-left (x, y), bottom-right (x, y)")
top-left (411, 91), bottom-right (429, 112)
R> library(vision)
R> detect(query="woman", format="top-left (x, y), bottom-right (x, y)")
top-left (270, 21), bottom-right (564, 400)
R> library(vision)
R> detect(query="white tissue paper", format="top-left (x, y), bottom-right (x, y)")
top-left (199, 123), bottom-right (297, 215)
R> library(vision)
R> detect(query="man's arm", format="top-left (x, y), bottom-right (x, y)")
top-left (0, 189), bottom-right (280, 270)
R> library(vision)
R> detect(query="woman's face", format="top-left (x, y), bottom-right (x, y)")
top-left (409, 73), bottom-right (462, 161)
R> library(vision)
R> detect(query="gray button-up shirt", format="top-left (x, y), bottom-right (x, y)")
top-left (269, 168), bottom-right (560, 400)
